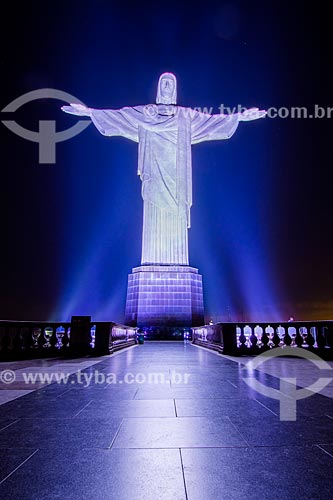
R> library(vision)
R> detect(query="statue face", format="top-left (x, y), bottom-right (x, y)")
top-left (156, 72), bottom-right (177, 104)
top-left (160, 77), bottom-right (175, 98)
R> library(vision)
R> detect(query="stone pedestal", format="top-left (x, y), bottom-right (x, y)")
top-left (125, 265), bottom-right (204, 328)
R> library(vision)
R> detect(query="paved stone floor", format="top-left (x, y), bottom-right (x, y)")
top-left (0, 342), bottom-right (332, 499)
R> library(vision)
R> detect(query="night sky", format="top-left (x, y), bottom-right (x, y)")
top-left (1, 0), bottom-right (332, 323)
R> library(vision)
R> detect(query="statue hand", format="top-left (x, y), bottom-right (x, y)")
top-left (237, 108), bottom-right (267, 121)
top-left (61, 103), bottom-right (91, 116)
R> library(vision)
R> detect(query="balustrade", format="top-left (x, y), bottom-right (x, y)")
top-left (0, 320), bottom-right (136, 360)
top-left (192, 321), bottom-right (333, 358)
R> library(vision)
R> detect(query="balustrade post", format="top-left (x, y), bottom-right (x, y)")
top-left (294, 326), bottom-right (304, 347)
top-left (94, 322), bottom-right (113, 355)
top-left (284, 325), bottom-right (292, 346)
top-left (249, 326), bottom-right (258, 350)
top-left (261, 325), bottom-right (270, 349)
top-left (221, 324), bottom-right (238, 354)
top-left (69, 316), bottom-right (92, 355)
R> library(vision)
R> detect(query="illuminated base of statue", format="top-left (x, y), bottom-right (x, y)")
top-left (125, 265), bottom-right (204, 328)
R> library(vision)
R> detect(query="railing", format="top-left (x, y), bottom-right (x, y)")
top-left (0, 320), bottom-right (137, 360)
top-left (109, 325), bottom-right (137, 352)
top-left (192, 321), bottom-right (333, 359)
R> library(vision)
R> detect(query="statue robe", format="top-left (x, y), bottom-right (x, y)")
top-left (90, 105), bottom-right (239, 265)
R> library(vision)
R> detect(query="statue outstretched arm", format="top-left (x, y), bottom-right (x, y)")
top-left (191, 106), bottom-right (267, 144)
top-left (61, 103), bottom-right (143, 142)
top-left (61, 103), bottom-right (91, 116)
top-left (233, 107), bottom-right (267, 121)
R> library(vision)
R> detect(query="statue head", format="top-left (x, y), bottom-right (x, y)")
top-left (156, 72), bottom-right (177, 105)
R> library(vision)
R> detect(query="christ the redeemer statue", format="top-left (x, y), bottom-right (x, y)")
top-left (62, 73), bottom-right (265, 266)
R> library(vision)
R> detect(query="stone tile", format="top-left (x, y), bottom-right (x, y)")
top-left (317, 444), bottom-right (333, 458)
top-left (0, 398), bottom-right (90, 419)
top-left (50, 385), bottom-right (138, 401)
top-left (252, 392), bottom-right (333, 419)
top-left (0, 448), bottom-right (186, 500)
top-left (0, 417), bottom-right (122, 449)
top-left (232, 416), bottom-right (333, 446)
top-left (172, 385), bottom-right (240, 399)
top-left (0, 448), bottom-right (38, 483)
top-left (113, 417), bottom-right (247, 448)
top-left (175, 398), bottom-right (275, 419)
top-left (0, 390), bottom-right (34, 406)
top-left (76, 399), bottom-right (176, 418)
top-left (0, 418), bottom-right (20, 432)
top-left (296, 393), bottom-right (333, 418)
top-left (134, 387), bottom-right (174, 399)
top-left (181, 446), bottom-right (333, 500)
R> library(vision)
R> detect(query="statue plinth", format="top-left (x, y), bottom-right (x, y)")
top-left (125, 265), bottom-right (204, 328)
